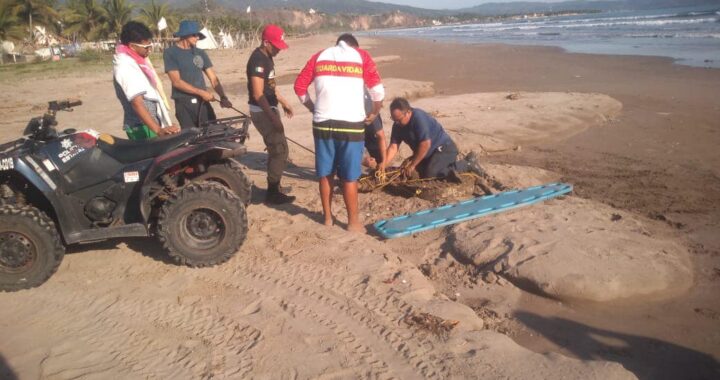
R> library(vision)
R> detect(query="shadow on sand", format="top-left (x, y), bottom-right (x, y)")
top-left (0, 353), bottom-right (18, 380)
top-left (515, 311), bottom-right (720, 380)
top-left (235, 151), bottom-right (316, 182)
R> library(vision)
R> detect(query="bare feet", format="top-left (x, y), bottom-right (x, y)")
top-left (324, 215), bottom-right (334, 226)
top-left (346, 222), bottom-right (365, 233)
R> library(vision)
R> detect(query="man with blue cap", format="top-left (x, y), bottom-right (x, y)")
top-left (163, 20), bottom-right (232, 129)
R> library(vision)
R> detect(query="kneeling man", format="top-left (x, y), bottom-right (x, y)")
top-left (383, 97), bottom-right (464, 180)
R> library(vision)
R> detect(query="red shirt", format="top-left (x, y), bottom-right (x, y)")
top-left (294, 41), bottom-right (385, 123)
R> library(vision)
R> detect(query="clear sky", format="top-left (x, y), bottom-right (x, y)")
top-left (372, 0), bottom-right (564, 10)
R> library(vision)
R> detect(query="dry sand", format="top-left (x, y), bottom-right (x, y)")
top-left (0, 34), bottom-right (718, 379)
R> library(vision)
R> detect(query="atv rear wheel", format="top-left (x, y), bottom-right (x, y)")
top-left (158, 182), bottom-right (247, 267)
top-left (193, 158), bottom-right (252, 205)
top-left (0, 205), bottom-right (65, 291)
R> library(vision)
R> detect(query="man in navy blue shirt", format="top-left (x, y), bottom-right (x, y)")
top-left (384, 97), bottom-right (463, 180)
top-left (164, 20), bottom-right (232, 129)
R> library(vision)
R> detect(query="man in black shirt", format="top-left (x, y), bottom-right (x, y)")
top-left (164, 20), bottom-right (232, 129)
top-left (362, 89), bottom-right (386, 170)
top-left (247, 24), bottom-right (295, 204)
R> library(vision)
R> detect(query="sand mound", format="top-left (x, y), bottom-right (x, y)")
top-left (451, 196), bottom-right (692, 302)
top-left (446, 331), bottom-right (635, 379)
top-left (409, 92), bottom-right (622, 152)
top-left (382, 78), bottom-right (435, 101)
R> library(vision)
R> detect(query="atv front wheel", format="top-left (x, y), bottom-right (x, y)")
top-left (0, 205), bottom-right (65, 291)
top-left (158, 183), bottom-right (247, 267)
top-left (193, 158), bottom-right (252, 205)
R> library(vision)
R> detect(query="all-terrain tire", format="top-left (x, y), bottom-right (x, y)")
top-left (0, 205), bottom-right (65, 291)
top-left (193, 158), bottom-right (252, 205)
top-left (158, 182), bottom-right (247, 267)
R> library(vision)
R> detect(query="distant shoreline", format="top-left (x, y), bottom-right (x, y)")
top-left (363, 5), bottom-right (720, 69)
top-left (364, 33), bottom-right (720, 69)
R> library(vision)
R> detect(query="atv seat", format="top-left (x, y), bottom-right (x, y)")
top-left (96, 128), bottom-right (199, 164)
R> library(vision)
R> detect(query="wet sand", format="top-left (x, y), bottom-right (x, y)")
top-left (369, 37), bottom-right (720, 378)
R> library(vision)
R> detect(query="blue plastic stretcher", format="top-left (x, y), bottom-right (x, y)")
top-left (373, 182), bottom-right (573, 239)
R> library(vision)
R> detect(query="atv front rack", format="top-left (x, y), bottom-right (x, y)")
top-left (197, 116), bottom-right (250, 144)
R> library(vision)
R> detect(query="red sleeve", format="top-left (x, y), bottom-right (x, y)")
top-left (359, 48), bottom-right (382, 88)
top-left (294, 51), bottom-right (321, 97)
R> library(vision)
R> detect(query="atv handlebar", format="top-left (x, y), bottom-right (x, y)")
top-left (48, 99), bottom-right (82, 113)
top-left (23, 99), bottom-right (83, 141)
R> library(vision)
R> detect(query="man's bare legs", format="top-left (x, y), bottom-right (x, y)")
top-left (319, 175), bottom-right (334, 226)
top-left (319, 176), bottom-right (362, 232)
top-left (342, 180), bottom-right (363, 232)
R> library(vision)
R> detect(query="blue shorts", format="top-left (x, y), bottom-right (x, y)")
top-left (314, 138), bottom-right (364, 181)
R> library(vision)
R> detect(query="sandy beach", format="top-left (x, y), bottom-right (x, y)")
top-left (0, 34), bottom-right (718, 379)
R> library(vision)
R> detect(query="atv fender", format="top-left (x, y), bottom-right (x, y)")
top-left (139, 142), bottom-right (246, 221)
top-left (10, 158), bottom-right (68, 228)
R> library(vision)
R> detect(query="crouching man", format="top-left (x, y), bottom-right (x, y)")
top-left (383, 97), bottom-right (465, 181)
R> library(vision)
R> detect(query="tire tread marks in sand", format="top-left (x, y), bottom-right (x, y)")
top-left (193, 259), bottom-right (451, 379)
top-left (28, 293), bottom-right (261, 379)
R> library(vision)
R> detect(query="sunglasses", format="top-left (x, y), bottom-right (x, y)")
top-left (391, 110), bottom-right (410, 123)
top-left (131, 42), bottom-right (153, 50)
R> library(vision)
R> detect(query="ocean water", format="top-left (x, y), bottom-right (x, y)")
top-left (369, 5), bottom-right (720, 68)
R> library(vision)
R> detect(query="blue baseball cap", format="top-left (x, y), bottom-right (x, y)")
top-left (174, 20), bottom-right (206, 40)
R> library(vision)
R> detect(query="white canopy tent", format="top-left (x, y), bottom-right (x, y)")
top-left (196, 27), bottom-right (219, 50)
top-left (218, 30), bottom-right (234, 49)
top-left (1, 41), bottom-right (22, 64)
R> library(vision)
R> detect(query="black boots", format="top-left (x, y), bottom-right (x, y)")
top-left (465, 151), bottom-right (485, 177)
top-left (265, 182), bottom-right (295, 204)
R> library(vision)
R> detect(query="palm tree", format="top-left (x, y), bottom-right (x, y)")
top-left (63, 0), bottom-right (107, 41)
top-left (102, 0), bottom-right (133, 39)
top-left (139, 0), bottom-right (176, 38)
top-left (0, 0), bottom-right (25, 42)
top-left (12, 0), bottom-right (58, 42)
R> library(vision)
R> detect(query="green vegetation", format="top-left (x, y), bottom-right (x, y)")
top-left (0, 55), bottom-right (110, 81)
top-left (0, 1), bottom-right (25, 41)
top-left (0, 0), bottom-right (323, 49)
top-left (139, 0), bottom-right (177, 38)
top-left (12, 0), bottom-right (58, 41)
top-left (0, 0), bottom-right (179, 44)
top-left (103, 0), bottom-right (134, 38)
top-left (77, 48), bottom-right (110, 61)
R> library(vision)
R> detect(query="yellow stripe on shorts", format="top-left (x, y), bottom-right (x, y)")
top-left (313, 126), bottom-right (364, 134)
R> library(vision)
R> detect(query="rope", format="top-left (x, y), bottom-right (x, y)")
top-left (360, 169), bottom-right (480, 193)
top-left (224, 102), bottom-right (316, 155)
top-left (286, 136), bottom-right (315, 155)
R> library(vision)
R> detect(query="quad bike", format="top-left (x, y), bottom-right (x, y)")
top-left (0, 99), bottom-right (253, 291)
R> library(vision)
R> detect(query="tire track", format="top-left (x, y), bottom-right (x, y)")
top-left (191, 272), bottom-right (396, 379)
top-left (21, 292), bottom-right (261, 379)
top-left (279, 262), bottom-right (451, 378)
top-left (193, 257), bottom-right (451, 379)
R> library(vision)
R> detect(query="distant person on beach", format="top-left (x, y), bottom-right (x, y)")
top-left (384, 97), bottom-right (465, 181)
top-left (113, 21), bottom-right (179, 140)
top-left (246, 24), bottom-right (296, 205)
top-left (163, 20), bottom-right (232, 129)
top-left (294, 33), bottom-right (385, 232)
